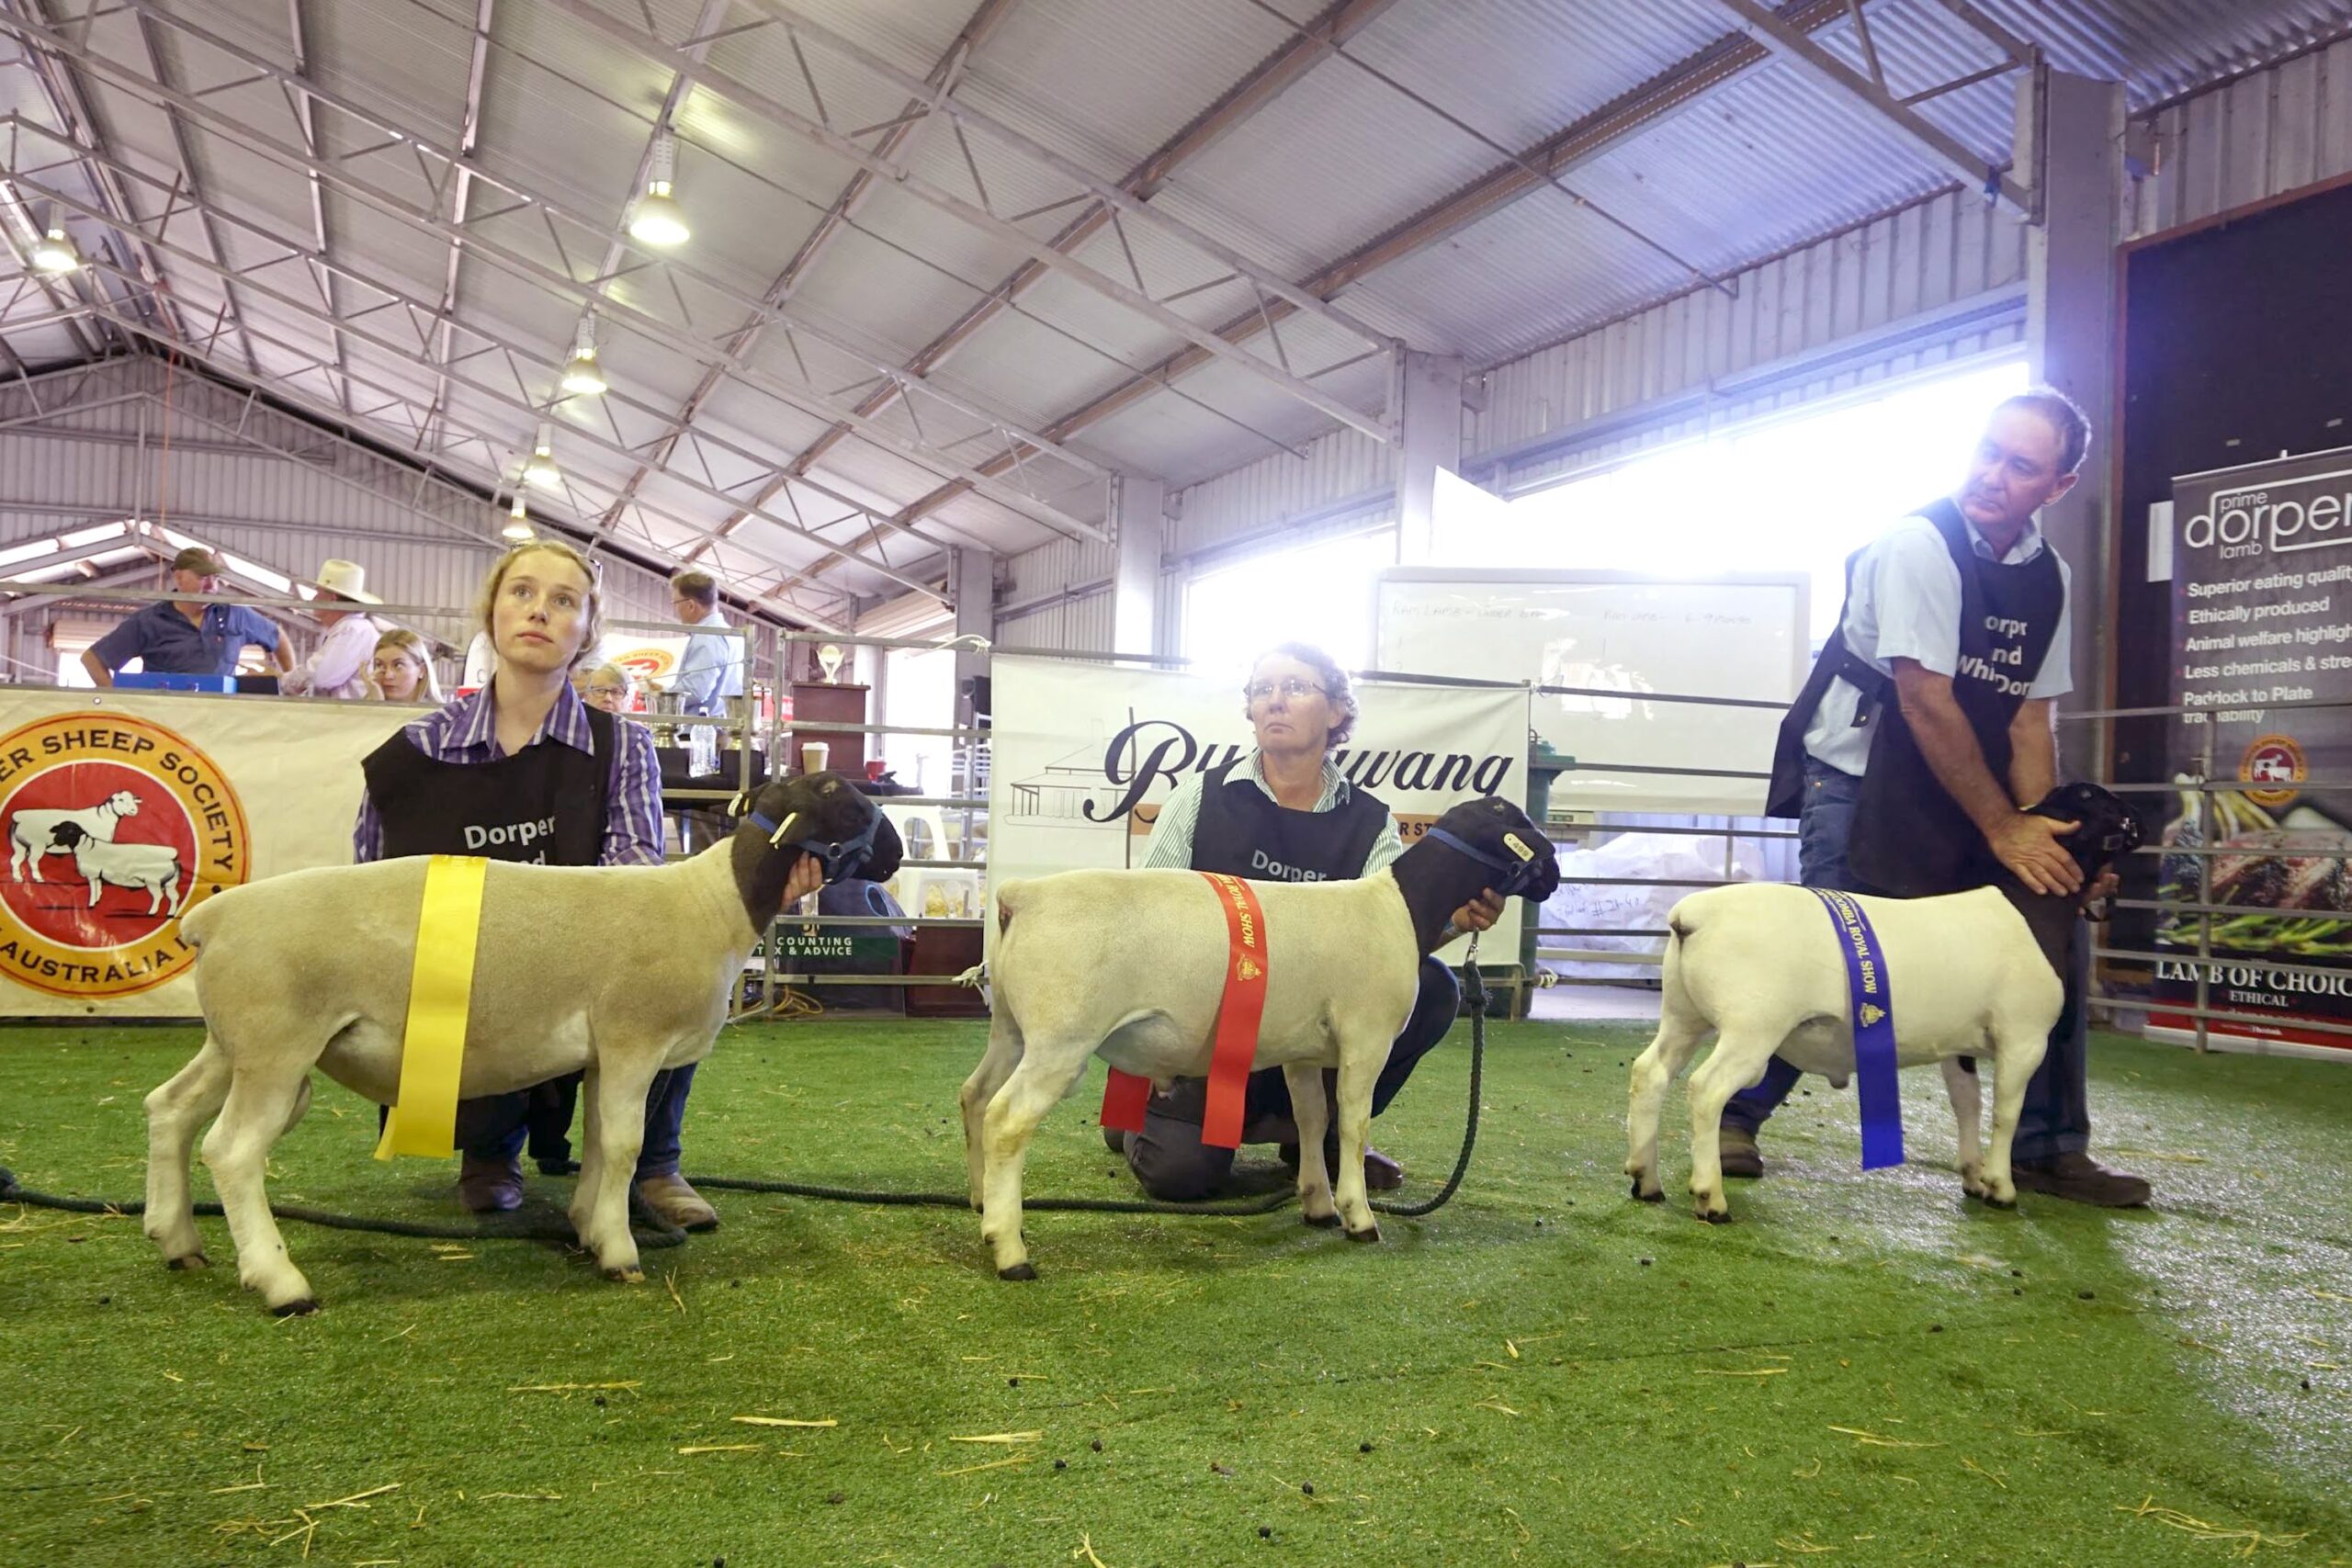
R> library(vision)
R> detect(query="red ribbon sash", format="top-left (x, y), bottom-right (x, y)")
top-left (1100, 871), bottom-right (1271, 1148)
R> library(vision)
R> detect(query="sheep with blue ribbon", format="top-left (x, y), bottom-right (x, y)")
top-left (1623, 783), bottom-right (2143, 1223)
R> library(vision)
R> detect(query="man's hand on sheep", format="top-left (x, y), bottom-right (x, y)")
top-left (1988, 812), bottom-right (2084, 897)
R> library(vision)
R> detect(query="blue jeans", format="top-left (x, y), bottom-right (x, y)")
top-left (1719, 759), bottom-right (2088, 1161)
top-left (458, 1063), bottom-right (696, 1179)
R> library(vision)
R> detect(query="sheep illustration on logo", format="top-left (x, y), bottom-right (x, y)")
top-left (0, 714), bottom-right (248, 999)
top-left (7, 787), bottom-right (141, 881)
top-left (43, 820), bottom-right (187, 916)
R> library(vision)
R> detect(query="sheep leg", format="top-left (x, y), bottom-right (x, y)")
top-left (571, 1064), bottom-right (605, 1232)
top-left (199, 1064), bottom-right (318, 1314)
top-left (1943, 1055), bottom-right (1987, 1199)
top-left (8, 840), bottom-right (23, 880)
top-left (1282, 1062), bottom-right (1340, 1227)
top-left (1330, 1045), bottom-right (1382, 1243)
top-left (1626, 1009), bottom-right (1710, 1203)
top-left (575, 1057), bottom-right (660, 1283)
top-left (143, 1035), bottom-right (233, 1269)
top-left (1685, 1033), bottom-right (1777, 1222)
top-left (958, 1011), bottom-right (1023, 1212)
top-left (1981, 1032), bottom-right (2051, 1209)
top-left (979, 1047), bottom-right (1092, 1280)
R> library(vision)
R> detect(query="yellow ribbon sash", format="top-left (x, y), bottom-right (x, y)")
top-left (373, 855), bottom-right (491, 1160)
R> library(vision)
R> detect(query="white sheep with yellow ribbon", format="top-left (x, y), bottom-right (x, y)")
top-left (139, 773), bottom-right (898, 1315)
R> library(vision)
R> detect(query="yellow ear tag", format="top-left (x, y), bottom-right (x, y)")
top-left (728, 790), bottom-right (749, 818)
top-left (1502, 832), bottom-right (1536, 863)
top-left (768, 811), bottom-right (801, 848)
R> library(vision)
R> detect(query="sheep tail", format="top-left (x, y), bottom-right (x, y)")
top-left (176, 894), bottom-right (221, 950)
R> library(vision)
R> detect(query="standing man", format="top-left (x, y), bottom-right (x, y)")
top-left (280, 558), bottom-right (384, 700)
top-left (1735, 388), bottom-right (2148, 1207)
top-left (82, 547), bottom-right (293, 687)
top-left (668, 570), bottom-right (743, 718)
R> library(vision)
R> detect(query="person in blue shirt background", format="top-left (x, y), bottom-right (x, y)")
top-left (668, 570), bottom-right (743, 717)
top-left (81, 546), bottom-right (292, 687)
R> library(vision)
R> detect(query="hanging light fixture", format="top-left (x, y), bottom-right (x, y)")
top-left (627, 130), bottom-right (691, 248)
top-left (523, 422), bottom-right (561, 491)
top-left (560, 317), bottom-right (606, 398)
top-left (29, 224), bottom-right (80, 275)
top-left (502, 491), bottom-right (534, 543)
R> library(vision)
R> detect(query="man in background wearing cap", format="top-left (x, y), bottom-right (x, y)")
top-left (81, 547), bottom-right (292, 688)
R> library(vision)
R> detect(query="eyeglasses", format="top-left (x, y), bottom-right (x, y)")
top-left (1246, 677), bottom-right (1327, 704)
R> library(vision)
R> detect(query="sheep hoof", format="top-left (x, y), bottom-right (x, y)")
top-left (1983, 1193), bottom-right (2017, 1212)
top-left (1629, 1179), bottom-right (1663, 1203)
top-left (270, 1297), bottom-right (319, 1317)
top-left (1343, 1224), bottom-right (1381, 1245)
top-left (1694, 1207), bottom-right (1730, 1225)
top-left (1303, 1211), bottom-right (1342, 1229)
top-left (997, 1262), bottom-right (1038, 1282)
top-left (604, 1264), bottom-right (645, 1284)
top-left (164, 1252), bottom-right (210, 1271)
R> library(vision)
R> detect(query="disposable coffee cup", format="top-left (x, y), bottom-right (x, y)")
top-left (801, 742), bottom-right (830, 776)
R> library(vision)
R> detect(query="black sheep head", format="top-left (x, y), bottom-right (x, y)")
top-left (731, 772), bottom-right (902, 886)
top-left (2027, 783), bottom-right (2146, 881)
top-left (1422, 795), bottom-right (1564, 904)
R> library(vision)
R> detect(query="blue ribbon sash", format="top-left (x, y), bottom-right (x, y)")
top-left (1811, 888), bottom-right (1905, 1170)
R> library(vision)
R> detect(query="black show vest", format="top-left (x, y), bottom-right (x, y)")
top-left (1767, 497), bottom-right (2064, 897)
top-left (1189, 755), bottom-right (1388, 883)
top-left (361, 705), bottom-right (616, 866)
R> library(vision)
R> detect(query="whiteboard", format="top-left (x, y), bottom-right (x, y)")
top-left (1374, 569), bottom-right (1809, 815)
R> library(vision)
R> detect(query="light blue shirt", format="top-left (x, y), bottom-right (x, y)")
top-left (1140, 751), bottom-right (1405, 877)
top-left (673, 607), bottom-right (744, 716)
top-left (1803, 510), bottom-right (2072, 777)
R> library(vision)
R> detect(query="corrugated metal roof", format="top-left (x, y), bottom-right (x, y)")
top-left (5, 0), bottom-right (2346, 622)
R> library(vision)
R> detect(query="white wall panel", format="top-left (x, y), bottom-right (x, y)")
top-left (2129, 37), bottom-right (2352, 235)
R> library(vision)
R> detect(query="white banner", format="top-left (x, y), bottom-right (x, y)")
top-left (0, 689), bottom-right (406, 1018)
top-left (988, 656), bottom-right (1532, 964)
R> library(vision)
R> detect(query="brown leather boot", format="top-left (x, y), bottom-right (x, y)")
top-left (1718, 1127), bottom-right (1764, 1179)
top-left (2011, 1151), bottom-right (2151, 1208)
top-left (635, 1172), bottom-right (720, 1232)
top-left (458, 1156), bottom-right (524, 1213)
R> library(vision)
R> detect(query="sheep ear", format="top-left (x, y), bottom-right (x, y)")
top-left (767, 811), bottom-right (802, 848)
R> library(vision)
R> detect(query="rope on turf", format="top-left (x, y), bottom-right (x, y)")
top-left (0, 953), bottom-right (1490, 1235)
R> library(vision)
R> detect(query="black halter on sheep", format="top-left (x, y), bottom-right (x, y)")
top-left (726, 773), bottom-right (903, 934)
top-left (965, 795), bottom-right (1560, 1280)
top-left (141, 771), bottom-right (896, 1314)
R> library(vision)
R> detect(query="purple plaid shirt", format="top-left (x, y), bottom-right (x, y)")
top-left (352, 679), bottom-right (664, 866)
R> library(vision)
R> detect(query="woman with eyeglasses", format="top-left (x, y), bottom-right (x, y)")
top-left (1110, 641), bottom-right (1506, 1201)
top-left (571, 660), bottom-right (631, 713)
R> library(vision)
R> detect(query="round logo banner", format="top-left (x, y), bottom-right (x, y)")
top-left (0, 711), bottom-right (251, 999)
top-left (2240, 732), bottom-right (2307, 809)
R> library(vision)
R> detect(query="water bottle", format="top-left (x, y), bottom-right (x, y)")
top-left (689, 724), bottom-right (718, 779)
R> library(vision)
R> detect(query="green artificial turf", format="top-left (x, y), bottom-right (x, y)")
top-left (2, 1019), bottom-right (2348, 1568)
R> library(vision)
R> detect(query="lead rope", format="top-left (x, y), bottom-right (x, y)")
top-left (0, 951), bottom-right (1488, 1234)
